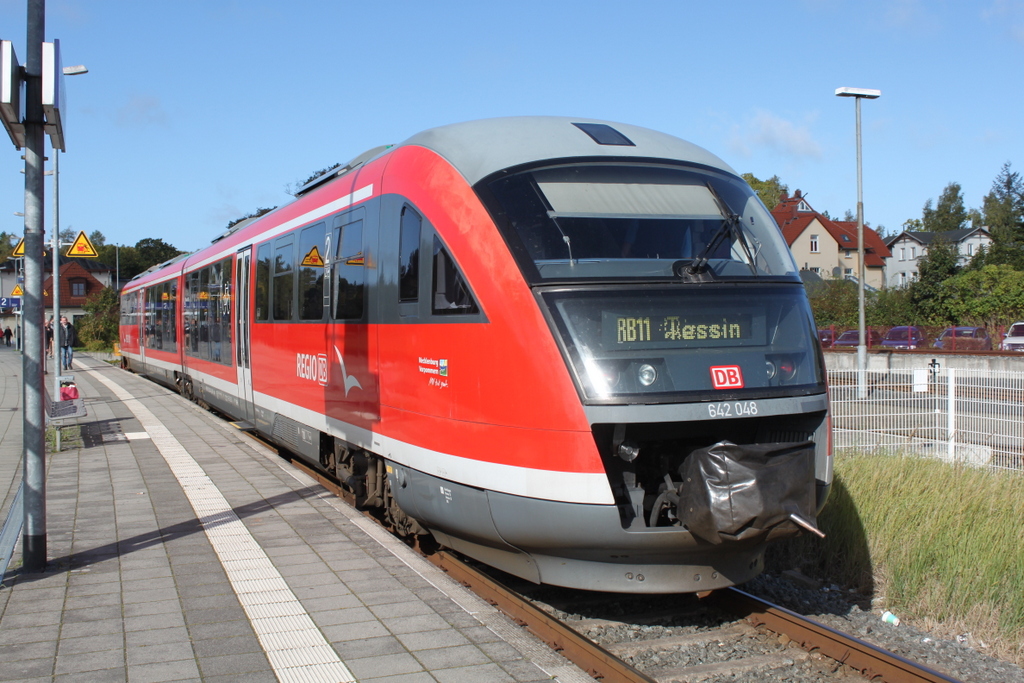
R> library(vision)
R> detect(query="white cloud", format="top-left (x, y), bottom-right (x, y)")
top-left (729, 110), bottom-right (823, 161)
top-left (983, 0), bottom-right (1024, 43)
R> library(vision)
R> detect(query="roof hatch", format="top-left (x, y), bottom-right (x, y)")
top-left (572, 122), bottom-right (635, 146)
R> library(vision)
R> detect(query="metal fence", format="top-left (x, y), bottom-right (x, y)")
top-left (828, 367), bottom-right (1024, 471)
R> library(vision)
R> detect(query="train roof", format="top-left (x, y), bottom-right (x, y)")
top-left (398, 116), bottom-right (737, 186)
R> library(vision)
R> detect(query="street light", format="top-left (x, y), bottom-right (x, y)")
top-left (835, 86), bottom-right (880, 399)
top-left (51, 65), bottom-right (88, 449)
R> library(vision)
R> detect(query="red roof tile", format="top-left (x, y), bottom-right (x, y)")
top-left (43, 261), bottom-right (106, 308)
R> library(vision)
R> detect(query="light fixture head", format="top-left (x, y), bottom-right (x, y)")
top-left (835, 87), bottom-right (881, 99)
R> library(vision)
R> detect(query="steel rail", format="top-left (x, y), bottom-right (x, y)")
top-left (719, 587), bottom-right (963, 683)
top-left (246, 430), bottom-right (965, 683)
top-left (427, 550), bottom-right (656, 683)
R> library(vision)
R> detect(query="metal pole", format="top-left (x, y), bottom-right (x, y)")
top-left (947, 368), bottom-right (956, 461)
top-left (22, 0), bottom-right (47, 572)
top-left (855, 96), bottom-right (867, 399)
top-left (52, 150), bottom-right (61, 451)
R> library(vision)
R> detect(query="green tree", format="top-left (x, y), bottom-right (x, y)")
top-left (921, 182), bottom-right (969, 233)
top-left (226, 207), bottom-right (276, 231)
top-left (908, 239), bottom-right (962, 323)
top-left (77, 286), bottom-right (120, 348)
top-left (936, 265), bottom-right (1024, 329)
top-left (135, 238), bottom-right (185, 270)
top-left (288, 164), bottom-right (343, 197)
top-left (806, 279), bottom-right (858, 328)
top-left (867, 287), bottom-right (914, 326)
top-left (88, 229), bottom-right (106, 247)
top-left (0, 232), bottom-right (14, 264)
top-left (967, 242), bottom-right (1024, 272)
top-left (93, 238), bottom-right (186, 283)
top-left (741, 173), bottom-right (788, 210)
top-left (982, 162), bottom-right (1024, 244)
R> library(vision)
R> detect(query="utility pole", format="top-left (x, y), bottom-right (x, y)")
top-left (22, 0), bottom-right (47, 571)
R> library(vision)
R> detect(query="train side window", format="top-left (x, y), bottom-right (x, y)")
top-left (210, 260), bottom-right (226, 363)
top-left (255, 244), bottom-right (271, 321)
top-left (145, 286), bottom-right (157, 349)
top-left (187, 271), bottom-right (200, 353)
top-left (298, 222), bottom-right (326, 321)
top-left (219, 259), bottom-right (232, 364)
top-left (199, 266), bottom-right (211, 360)
top-left (432, 235), bottom-right (479, 315)
top-left (273, 236), bottom-right (295, 321)
top-left (166, 280), bottom-right (178, 353)
top-left (333, 219), bottom-right (365, 320)
top-left (399, 206), bottom-right (421, 302)
top-left (152, 282), bottom-right (165, 351)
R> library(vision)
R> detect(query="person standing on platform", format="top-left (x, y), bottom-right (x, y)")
top-left (58, 315), bottom-right (77, 371)
top-left (44, 317), bottom-right (54, 357)
top-left (3, 326), bottom-right (10, 347)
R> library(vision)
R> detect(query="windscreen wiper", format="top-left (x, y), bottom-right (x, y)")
top-left (684, 183), bottom-right (758, 277)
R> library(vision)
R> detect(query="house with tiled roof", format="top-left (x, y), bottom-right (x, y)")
top-left (43, 260), bottom-right (108, 317)
top-left (771, 190), bottom-right (891, 289)
top-left (0, 254), bottom-right (114, 335)
top-left (883, 227), bottom-right (992, 288)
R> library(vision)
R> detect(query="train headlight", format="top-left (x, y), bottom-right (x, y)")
top-left (778, 358), bottom-right (796, 381)
top-left (638, 364), bottom-right (657, 386)
top-left (766, 355), bottom-right (799, 383)
top-left (585, 359), bottom-right (622, 396)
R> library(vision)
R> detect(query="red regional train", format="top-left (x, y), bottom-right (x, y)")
top-left (119, 117), bottom-right (832, 594)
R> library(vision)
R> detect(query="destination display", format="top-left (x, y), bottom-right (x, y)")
top-left (603, 310), bottom-right (760, 349)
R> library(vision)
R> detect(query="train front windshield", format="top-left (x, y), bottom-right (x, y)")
top-left (482, 162), bottom-right (799, 284)
top-left (480, 162), bottom-right (824, 403)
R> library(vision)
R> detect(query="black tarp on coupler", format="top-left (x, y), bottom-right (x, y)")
top-left (679, 440), bottom-right (817, 545)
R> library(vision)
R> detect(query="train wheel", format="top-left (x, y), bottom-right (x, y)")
top-left (381, 472), bottom-right (427, 538)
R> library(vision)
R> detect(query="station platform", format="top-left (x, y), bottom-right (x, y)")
top-left (0, 347), bottom-right (592, 683)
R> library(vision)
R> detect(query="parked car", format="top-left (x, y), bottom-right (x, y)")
top-left (1002, 322), bottom-right (1024, 352)
top-left (880, 326), bottom-right (925, 350)
top-left (932, 326), bottom-right (992, 351)
top-left (832, 329), bottom-right (882, 347)
top-left (818, 329), bottom-right (836, 348)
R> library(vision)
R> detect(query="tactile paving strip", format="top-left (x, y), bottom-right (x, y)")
top-left (89, 370), bottom-right (356, 683)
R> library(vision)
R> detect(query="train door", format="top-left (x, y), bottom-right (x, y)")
top-left (235, 248), bottom-right (256, 425)
top-left (136, 290), bottom-right (146, 363)
top-left (326, 207), bottom-right (380, 426)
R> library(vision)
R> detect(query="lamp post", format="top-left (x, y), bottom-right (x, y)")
top-left (49, 66), bottom-right (87, 449)
top-left (835, 86), bottom-right (880, 399)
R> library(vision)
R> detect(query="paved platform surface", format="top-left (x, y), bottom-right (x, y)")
top-left (0, 347), bottom-right (592, 683)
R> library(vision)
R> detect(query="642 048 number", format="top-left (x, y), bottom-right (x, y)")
top-left (707, 401), bottom-right (758, 418)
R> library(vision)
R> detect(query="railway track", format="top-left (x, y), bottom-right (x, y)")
top-left (280, 450), bottom-right (963, 683)
top-left (430, 551), bottom-right (963, 683)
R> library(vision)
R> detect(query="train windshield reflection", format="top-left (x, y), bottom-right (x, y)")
top-left (484, 163), bottom-right (799, 284)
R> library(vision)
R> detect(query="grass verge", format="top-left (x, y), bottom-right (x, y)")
top-left (767, 451), bottom-right (1024, 665)
top-left (45, 424), bottom-right (83, 451)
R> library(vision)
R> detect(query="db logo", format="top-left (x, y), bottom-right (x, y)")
top-left (710, 365), bottom-right (744, 389)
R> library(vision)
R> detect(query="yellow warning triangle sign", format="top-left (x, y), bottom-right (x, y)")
top-left (11, 239), bottom-right (24, 257)
top-left (12, 285), bottom-right (23, 296)
top-left (300, 246), bottom-right (325, 267)
top-left (65, 231), bottom-right (99, 258)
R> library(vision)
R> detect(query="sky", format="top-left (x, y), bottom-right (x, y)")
top-left (1, 0), bottom-right (1023, 254)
